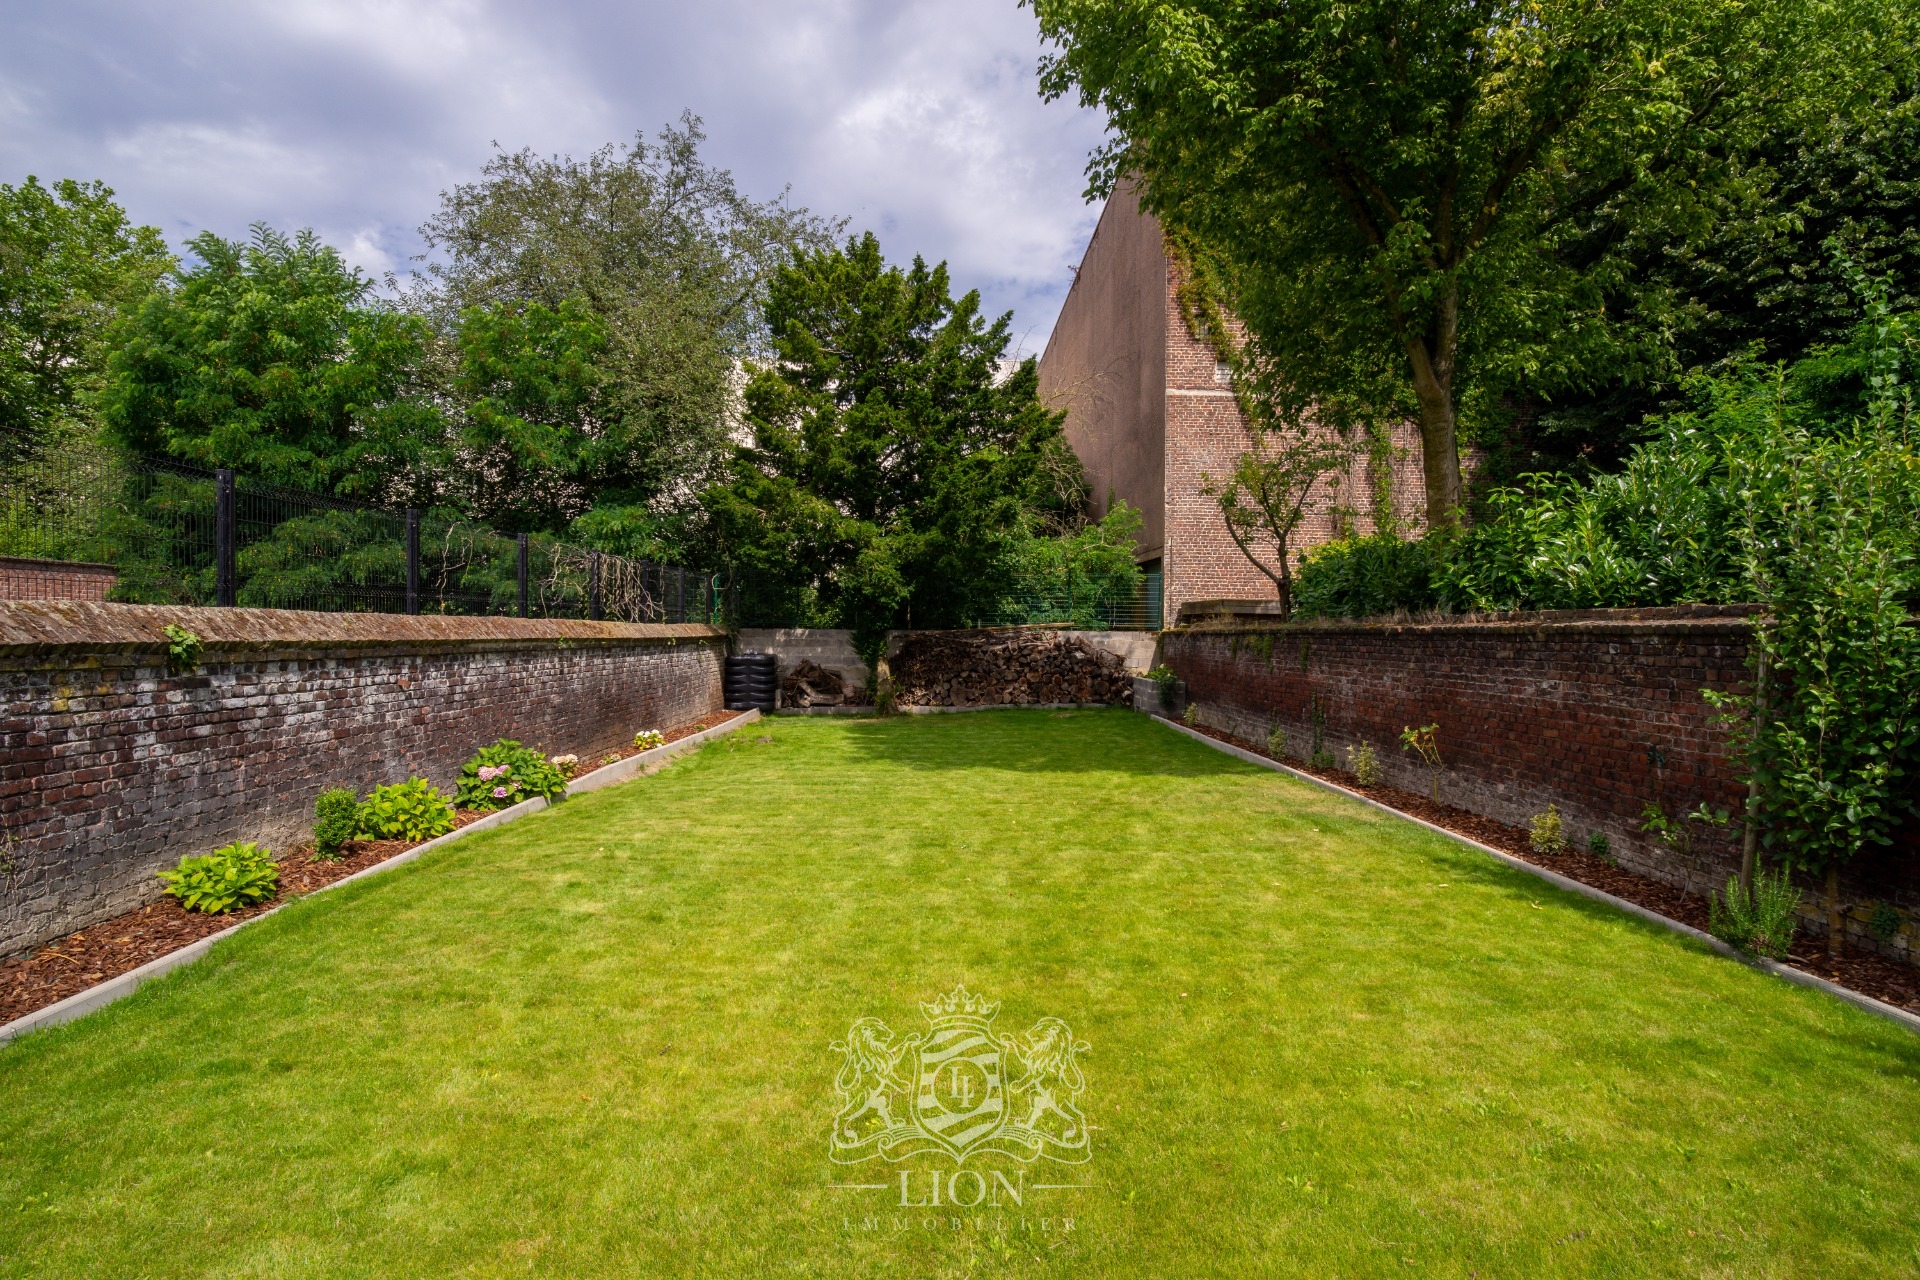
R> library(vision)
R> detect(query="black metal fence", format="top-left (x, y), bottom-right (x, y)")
top-left (0, 450), bottom-right (717, 624)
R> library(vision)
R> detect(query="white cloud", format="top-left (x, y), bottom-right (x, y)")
top-left (0, 0), bottom-right (1107, 346)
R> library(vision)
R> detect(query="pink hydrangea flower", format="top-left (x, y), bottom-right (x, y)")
top-left (477, 765), bottom-right (502, 781)
top-left (491, 785), bottom-right (510, 798)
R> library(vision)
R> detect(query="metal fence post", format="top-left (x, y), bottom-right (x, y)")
top-left (516, 533), bottom-right (529, 618)
top-left (589, 550), bottom-right (603, 621)
top-left (214, 468), bottom-right (237, 607)
top-left (675, 566), bottom-right (686, 623)
top-left (405, 509), bottom-right (420, 616)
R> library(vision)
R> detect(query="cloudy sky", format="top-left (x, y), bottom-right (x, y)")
top-left (0, 0), bottom-right (1113, 355)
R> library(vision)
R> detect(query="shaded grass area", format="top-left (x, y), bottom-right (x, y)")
top-left (2, 710), bottom-right (1918, 1278)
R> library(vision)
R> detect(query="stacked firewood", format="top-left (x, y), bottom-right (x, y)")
top-left (888, 629), bottom-right (1133, 707)
top-left (781, 659), bottom-right (869, 707)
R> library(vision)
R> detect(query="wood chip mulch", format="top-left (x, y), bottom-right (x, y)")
top-left (1, 712), bottom-right (744, 1029)
top-left (575, 708), bottom-right (748, 769)
top-left (1180, 718), bottom-right (1920, 1018)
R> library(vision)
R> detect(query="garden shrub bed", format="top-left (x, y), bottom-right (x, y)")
top-left (0, 711), bottom-right (743, 1028)
top-left (1176, 718), bottom-right (1920, 1018)
top-left (0, 810), bottom-right (493, 1027)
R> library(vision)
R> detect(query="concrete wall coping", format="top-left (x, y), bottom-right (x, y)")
top-left (1151, 714), bottom-right (1920, 1039)
top-left (0, 555), bottom-right (117, 575)
top-left (0, 600), bottom-right (723, 658)
top-left (1174, 602), bottom-right (1764, 640)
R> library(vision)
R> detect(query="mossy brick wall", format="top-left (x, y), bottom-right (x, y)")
top-left (1162, 606), bottom-right (1920, 962)
top-left (0, 602), bottom-right (725, 956)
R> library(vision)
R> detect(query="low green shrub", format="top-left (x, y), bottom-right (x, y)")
top-left (633, 729), bottom-right (666, 751)
top-left (1267, 724), bottom-right (1289, 760)
top-left (1870, 900), bottom-right (1902, 945)
top-left (1530, 805), bottom-right (1568, 855)
top-left (1182, 703), bottom-right (1198, 727)
top-left (1146, 665), bottom-right (1178, 710)
top-left (355, 778), bottom-right (456, 842)
top-left (455, 740), bottom-right (568, 812)
top-left (1345, 740), bottom-right (1380, 786)
top-left (312, 787), bottom-right (358, 858)
top-left (1587, 831), bottom-right (1613, 861)
top-left (159, 841), bottom-right (278, 914)
top-left (1709, 866), bottom-right (1802, 960)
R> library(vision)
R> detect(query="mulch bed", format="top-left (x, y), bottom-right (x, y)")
top-left (1180, 718), bottom-right (1920, 1018)
top-left (575, 708), bottom-right (747, 769)
top-left (0, 711), bottom-right (745, 1029)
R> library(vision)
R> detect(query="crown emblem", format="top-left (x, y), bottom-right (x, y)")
top-left (920, 983), bottom-right (1000, 1022)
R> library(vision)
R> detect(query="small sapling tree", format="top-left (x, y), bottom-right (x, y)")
top-left (1201, 423), bottom-right (1355, 620)
top-left (1400, 723), bottom-right (1442, 801)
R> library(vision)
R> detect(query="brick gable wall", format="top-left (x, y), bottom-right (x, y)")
top-left (1159, 262), bottom-right (1429, 621)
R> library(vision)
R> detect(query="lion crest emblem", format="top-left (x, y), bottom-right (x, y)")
top-left (829, 985), bottom-right (1090, 1164)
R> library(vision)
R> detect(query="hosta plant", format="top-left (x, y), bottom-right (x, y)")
top-left (355, 778), bottom-right (456, 841)
top-left (159, 841), bottom-right (279, 914)
top-left (456, 740), bottom-right (567, 811)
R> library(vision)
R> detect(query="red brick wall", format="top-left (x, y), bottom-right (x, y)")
top-left (1163, 608), bottom-right (1919, 961)
top-left (0, 557), bottom-right (117, 602)
top-left (0, 602), bottom-right (726, 955)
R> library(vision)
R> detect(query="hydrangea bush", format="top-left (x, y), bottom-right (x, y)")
top-left (456, 740), bottom-right (568, 811)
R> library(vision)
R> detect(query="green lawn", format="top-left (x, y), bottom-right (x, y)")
top-left (3, 711), bottom-right (1918, 1279)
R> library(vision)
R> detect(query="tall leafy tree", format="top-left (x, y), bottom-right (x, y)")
top-left (451, 298), bottom-right (610, 532)
top-left (1029, 0), bottom-right (1909, 527)
top-left (0, 177), bottom-right (170, 462)
top-left (416, 115), bottom-right (837, 529)
top-left (706, 233), bottom-right (1082, 654)
top-left (103, 226), bottom-right (443, 498)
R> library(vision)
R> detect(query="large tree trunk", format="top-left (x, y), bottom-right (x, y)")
top-left (1403, 288), bottom-right (1465, 530)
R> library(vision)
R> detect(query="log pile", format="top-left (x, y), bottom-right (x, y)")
top-left (781, 659), bottom-right (868, 707)
top-left (889, 629), bottom-right (1134, 707)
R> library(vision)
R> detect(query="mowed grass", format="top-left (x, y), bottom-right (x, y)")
top-left (3, 711), bottom-right (1919, 1279)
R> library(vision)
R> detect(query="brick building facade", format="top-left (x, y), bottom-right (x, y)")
top-left (1038, 185), bottom-right (1427, 623)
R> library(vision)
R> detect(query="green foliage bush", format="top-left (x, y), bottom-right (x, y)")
top-left (1529, 806), bottom-right (1568, 855)
top-left (1146, 665), bottom-right (1178, 710)
top-left (162, 623), bottom-right (202, 673)
top-left (312, 787), bottom-right (358, 858)
top-left (1345, 740), bottom-right (1380, 787)
top-left (354, 778), bottom-right (456, 842)
top-left (455, 740), bottom-right (567, 812)
top-left (1294, 535), bottom-right (1439, 619)
top-left (1709, 867), bottom-right (1802, 960)
top-left (158, 841), bottom-right (278, 914)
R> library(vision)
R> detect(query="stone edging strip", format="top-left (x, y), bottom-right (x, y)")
top-left (1154, 716), bottom-right (1920, 1038)
top-left (0, 709), bottom-right (760, 1047)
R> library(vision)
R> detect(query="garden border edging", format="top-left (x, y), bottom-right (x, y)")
top-left (0, 710), bottom-right (761, 1047)
top-left (1153, 716), bottom-right (1920, 1038)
